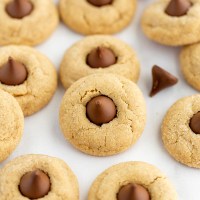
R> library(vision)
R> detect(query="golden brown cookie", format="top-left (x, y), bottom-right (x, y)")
top-left (0, 45), bottom-right (57, 116)
top-left (0, 0), bottom-right (59, 46)
top-left (60, 35), bottom-right (140, 89)
top-left (88, 161), bottom-right (178, 200)
top-left (180, 42), bottom-right (200, 91)
top-left (0, 89), bottom-right (24, 162)
top-left (0, 154), bottom-right (79, 200)
top-left (59, 73), bottom-right (146, 156)
top-left (141, 0), bottom-right (200, 46)
top-left (59, 0), bottom-right (137, 35)
top-left (162, 94), bottom-right (200, 168)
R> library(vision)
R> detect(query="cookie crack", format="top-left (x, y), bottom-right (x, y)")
top-left (80, 88), bottom-right (100, 102)
top-left (145, 176), bottom-right (165, 187)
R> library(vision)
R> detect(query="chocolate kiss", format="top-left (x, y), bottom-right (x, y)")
top-left (86, 95), bottom-right (117, 125)
top-left (0, 57), bottom-right (27, 85)
top-left (117, 183), bottom-right (150, 200)
top-left (87, 0), bottom-right (113, 7)
top-left (19, 170), bottom-right (51, 199)
top-left (150, 65), bottom-right (178, 97)
top-left (165, 0), bottom-right (191, 17)
top-left (87, 47), bottom-right (117, 68)
top-left (6, 0), bottom-right (33, 19)
top-left (190, 112), bottom-right (200, 134)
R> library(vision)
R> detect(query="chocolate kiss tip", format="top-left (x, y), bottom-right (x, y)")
top-left (150, 65), bottom-right (178, 97)
top-left (97, 47), bottom-right (103, 58)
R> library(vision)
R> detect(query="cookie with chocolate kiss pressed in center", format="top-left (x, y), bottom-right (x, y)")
top-left (0, 0), bottom-right (59, 46)
top-left (0, 154), bottom-right (79, 200)
top-left (88, 161), bottom-right (178, 200)
top-left (59, 73), bottom-right (146, 156)
top-left (60, 35), bottom-right (140, 89)
top-left (0, 45), bottom-right (57, 116)
top-left (162, 94), bottom-right (200, 168)
top-left (59, 0), bottom-right (137, 35)
top-left (141, 0), bottom-right (200, 46)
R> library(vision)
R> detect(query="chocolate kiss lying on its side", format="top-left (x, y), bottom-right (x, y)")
top-left (150, 65), bottom-right (178, 97)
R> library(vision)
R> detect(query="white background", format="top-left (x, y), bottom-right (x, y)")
top-left (0, 0), bottom-right (200, 199)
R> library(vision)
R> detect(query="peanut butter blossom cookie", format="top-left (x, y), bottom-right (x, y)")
top-left (0, 0), bottom-right (59, 46)
top-left (60, 35), bottom-right (140, 88)
top-left (0, 45), bottom-right (57, 116)
top-left (162, 95), bottom-right (200, 168)
top-left (0, 90), bottom-right (24, 162)
top-left (0, 154), bottom-right (79, 199)
top-left (59, 0), bottom-right (137, 35)
top-left (59, 73), bottom-right (146, 156)
top-left (88, 162), bottom-right (178, 200)
top-left (180, 42), bottom-right (200, 91)
top-left (141, 0), bottom-right (200, 46)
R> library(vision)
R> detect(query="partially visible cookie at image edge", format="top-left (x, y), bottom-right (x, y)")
top-left (0, 154), bottom-right (79, 200)
top-left (180, 42), bottom-right (200, 91)
top-left (88, 161), bottom-right (178, 200)
top-left (0, 0), bottom-right (59, 46)
top-left (162, 94), bottom-right (200, 168)
top-left (0, 89), bottom-right (24, 162)
top-left (141, 0), bottom-right (200, 46)
top-left (59, 0), bottom-right (137, 35)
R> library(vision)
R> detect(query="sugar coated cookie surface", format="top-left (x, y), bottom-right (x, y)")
top-left (141, 0), bottom-right (200, 46)
top-left (0, 45), bottom-right (57, 116)
top-left (0, 0), bottom-right (59, 46)
top-left (59, 73), bottom-right (146, 156)
top-left (162, 94), bottom-right (200, 168)
top-left (59, 0), bottom-right (137, 35)
top-left (0, 154), bottom-right (79, 200)
top-left (88, 161), bottom-right (178, 200)
top-left (60, 35), bottom-right (140, 89)
top-left (180, 42), bottom-right (200, 91)
top-left (0, 89), bottom-right (24, 162)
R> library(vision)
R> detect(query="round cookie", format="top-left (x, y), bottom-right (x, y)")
top-left (141, 0), bottom-right (200, 46)
top-left (180, 42), bottom-right (200, 91)
top-left (162, 94), bottom-right (200, 168)
top-left (60, 35), bottom-right (140, 89)
top-left (0, 154), bottom-right (79, 200)
top-left (59, 73), bottom-right (146, 156)
top-left (0, 45), bottom-right (57, 116)
top-left (88, 161), bottom-right (178, 200)
top-left (59, 0), bottom-right (137, 35)
top-left (0, 0), bottom-right (59, 46)
top-left (0, 90), bottom-right (24, 162)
